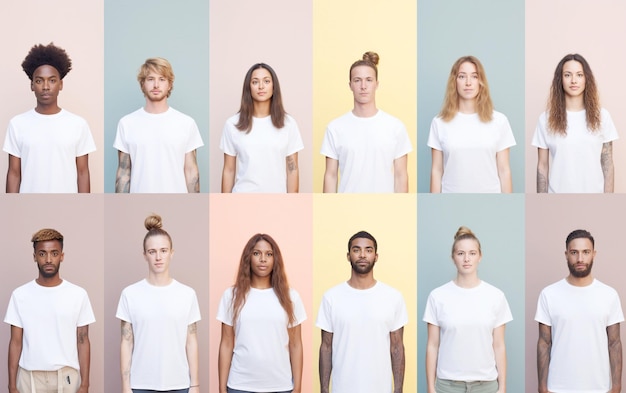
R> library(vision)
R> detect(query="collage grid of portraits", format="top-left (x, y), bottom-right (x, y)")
top-left (2, 0), bottom-right (626, 392)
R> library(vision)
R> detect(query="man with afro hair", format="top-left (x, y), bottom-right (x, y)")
top-left (3, 43), bottom-right (96, 193)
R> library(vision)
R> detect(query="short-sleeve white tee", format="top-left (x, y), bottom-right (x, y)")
top-left (220, 114), bottom-right (304, 192)
top-left (116, 279), bottom-right (201, 390)
top-left (316, 281), bottom-right (408, 393)
top-left (113, 107), bottom-right (204, 193)
top-left (320, 110), bottom-right (412, 193)
top-left (3, 109), bottom-right (96, 193)
top-left (427, 111), bottom-right (516, 193)
top-left (532, 108), bottom-right (618, 193)
top-left (535, 279), bottom-right (624, 393)
top-left (423, 280), bottom-right (513, 381)
top-left (4, 279), bottom-right (95, 371)
top-left (216, 287), bottom-right (306, 391)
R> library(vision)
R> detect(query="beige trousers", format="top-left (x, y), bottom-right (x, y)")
top-left (16, 366), bottom-right (80, 393)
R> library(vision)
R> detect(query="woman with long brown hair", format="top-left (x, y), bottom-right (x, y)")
top-left (428, 56), bottom-right (515, 193)
top-left (532, 53), bottom-right (617, 193)
top-left (217, 234), bottom-right (306, 393)
top-left (220, 63), bottom-right (304, 193)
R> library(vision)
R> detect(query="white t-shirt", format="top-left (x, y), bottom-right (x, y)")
top-left (3, 109), bottom-right (96, 193)
top-left (427, 111), bottom-right (516, 193)
top-left (532, 108), bottom-right (618, 193)
top-left (4, 279), bottom-right (95, 371)
top-left (220, 114), bottom-right (304, 193)
top-left (316, 281), bottom-right (408, 393)
top-left (216, 287), bottom-right (307, 391)
top-left (423, 280), bottom-right (512, 381)
top-left (113, 107), bottom-right (204, 193)
top-left (116, 279), bottom-right (202, 390)
top-left (320, 110), bottom-right (412, 193)
top-left (535, 278), bottom-right (624, 393)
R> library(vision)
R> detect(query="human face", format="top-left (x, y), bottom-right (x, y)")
top-left (562, 60), bottom-right (585, 98)
top-left (456, 62), bottom-right (480, 102)
top-left (142, 71), bottom-right (171, 102)
top-left (143, 235), bottom-right (173, 275)
top-left (34, 240), bottom-right (64, 279)
top-left (347, 237), bottom-right (378, 275)
top-left (452, 238), bottom-right (481, 275)
top-left (565, 237), bottom-right (595, 278)
top-left (31, 65), bottom-right (63, 108)
top-left (250, 68), bottom-right (273, 103)
top-left (349, 65), bottom-right (378, 105)
top-left (250, 240), bottom-right (274, 279)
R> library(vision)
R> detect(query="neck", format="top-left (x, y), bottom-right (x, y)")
top-left (36, 275), bottom-right (62, 287)
top-left (144, 99), bottom-right (169, 114)
top-left (147, 272), bottom-right (172, 286)
top-left (565, 95), bottom-right (584, 111)
top-left (35, 103), bottom-right (61, 115)
top-left (458, 98), bottom-right (476, 114)
top-left (253, 101), bottom-right (271, 118)
top-left (454, 273), bottom-right (480, 288)
top-left (348, 271), bottom-right (376, 289)
top-left (251, 275), bottom-right (272, 289)
top-left (566, 274), bottom-right (593, 287)
top-left (352, 101), bottom-right (378, 118)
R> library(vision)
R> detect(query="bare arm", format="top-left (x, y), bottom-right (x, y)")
top-left (393, 154), bottom-right (408, 193)
top-left (6, 154), bottom-right (21, 193)
top-left (608, 323), bottom-right (622, 393)
top-left (218, 323), bottom-right (234, 393)
top-left (537, 323), bottom-right (552, 393)
top-left (186, 323), bottom-right (200, 393)
top-left (221, 154), bottom-right (236, 193)
top-left (536, 148), bottom-right (549, 193)
top-left (288, 324), bottom-right (303, 393)
top-left (120, 321), bottom-right (134, 393)
top-left (390, 327), bottom-right (405, 393)
top-left (76, 154), bottom-right (91, 193)
top-left (76, 325), bottom-right (90, 393)
top-left (430, 149), bottom-right (443, 193)
top-left (493, 324), bottom-right (507, 393)
top-left (7, 325), bottom-right (23, 393)
top-left (425, 323), bottom-right (440, 393)
top-left (184, 150), bottom-right (200, 193)
top-left (322, 157), bottom-right (338, 193)
top-left (319, 330), bottom-right (333, 393)
top-left (286, 152), bottom-right (299, 193)
top-left (601, 141), bottom-right (614, 193)
top-left (496, 148), bottom-right (512, 193)
top-left (115, 151), bottom-right (131, 193)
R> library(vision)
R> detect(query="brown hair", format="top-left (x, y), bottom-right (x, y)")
top-left (235, 63), bottom-right (286, 133)
top-left (451, 226), bottom-right (481, 257)
top-left (143, 214), bottom-right (172, 251)
top-left (349, 51), bottom-right (380, 81)
top-left (31, 228), bottom-right (64, 250)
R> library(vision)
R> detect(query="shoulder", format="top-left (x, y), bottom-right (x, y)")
top-left (375, 281), bottom-right (404, 298)
top-left (322, 281), bottom-right (349, 298)
top-left (10, 280), bottom-right (37, 295)
top-left (479, 280), bottom-right (507, 296)
top-left (168, 107), bottom-right (193, 120)
top-left (592, 279), bottom-right (620, 296)
top-left (539, 279), bottom-right (566, 295)
top-left (490, 110), bottom-right (510, 123)
top-left (327, 111), bottom-right (353, 128)
top-left (60, 280), bottom-right (89, 296)
top-left (171, 279), bottom-right (197, 294)
top-left (119, 108), bottom-right (144, 122)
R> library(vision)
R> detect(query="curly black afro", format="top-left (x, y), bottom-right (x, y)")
top-left (21, 43), bottom-right (72, 81)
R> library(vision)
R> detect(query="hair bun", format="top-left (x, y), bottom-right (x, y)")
top-left (362, 51), bottom-right (380, 66)
top-left (454, 226), bottom-right (474, 240)
top-left (144, 214), bottom-right (163, 231)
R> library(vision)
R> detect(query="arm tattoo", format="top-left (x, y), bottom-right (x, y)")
top-left (116, 153), bottom-right (131, 193)
top-left (390, 328), bottom-right (405, 393)
top-left (188, 322), bottom-right (197, 335)
top-left (601, 142), bottom-right (612, 174)
top-left (287, 155), bottom-right (297, 172)
top-left (536, 170), bottom-right (548, 193)
top-left (121, 322), bottom-right (133, 341)
top-left (77, 328), bottom-right (88, 344)
top-left (608, 324), bottom-right (622, 390)
top-left (537, 324), bottom-right (552, 391)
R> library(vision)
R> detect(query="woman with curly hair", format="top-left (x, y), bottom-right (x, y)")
top-left (217, 234), bottom-right (306, 393)
top-left (533, 53), bottom-right (618, 193)
top-left (428, 56), bottom-right (515, 193)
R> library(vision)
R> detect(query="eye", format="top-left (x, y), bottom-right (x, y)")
top-left (253, 251), bottom-right (259, 256)
top-left (458, 75), bottom-right (465, 80)
top-left (267, 252), bottom-right (273, 257)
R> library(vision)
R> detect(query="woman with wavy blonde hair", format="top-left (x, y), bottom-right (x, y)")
top-left (429, 56), bottom-right (515, 193)
top-left (217, 234), bottom-right (306, 393)
top-left (532, 53), bottom-right (617, 193)
top-left (424, 226), bottom-right (512, 393)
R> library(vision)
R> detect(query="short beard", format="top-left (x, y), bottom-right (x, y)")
top-left (38, 264), bottom-right (59, 278)
top-left (350, 259), bottom-right (375, 275)
top-left (568, 260), bottom-right (593, 278)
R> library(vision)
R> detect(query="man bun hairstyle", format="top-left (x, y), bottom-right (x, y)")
top-left (451, 226), bottom-right (481, 256)
top-left (349, 51), bottom-right (380, 80)
top-left (143, 213), bottom-right (173, 251)
top-left (22, 43), bottom-right (72, 81)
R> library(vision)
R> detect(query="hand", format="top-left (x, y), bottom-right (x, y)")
top-left (122, 387), bottom-right (133, 393)
top-left (189, 386), bottom-right (200, 393)
top-left (76, 385), bottom-right (89, 393)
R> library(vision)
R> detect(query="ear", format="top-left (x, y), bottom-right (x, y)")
top-left (346, 252), bottom-right (351, 262)
top-left (374, 253), bottom-right (378, 262)
top-left (59, 251), bottom-right (65, 263)
top-left (30, 81), bottom-right (34, 92)
top-left (59, 79), bottom-right (63, 91)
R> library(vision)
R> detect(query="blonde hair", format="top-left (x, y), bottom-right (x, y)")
top-left (439, 56), bottom-right (493, 122)
top-left (137, 57), bottom-right (175, 97)
top-left (31, 228), bottom-right (64, 250)
top-left (451, 226), bottom-right (481, 257)
top-left (349, 51), bottom-right (380, 80)
top-left (143, 214), bottom-right (172, 251)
